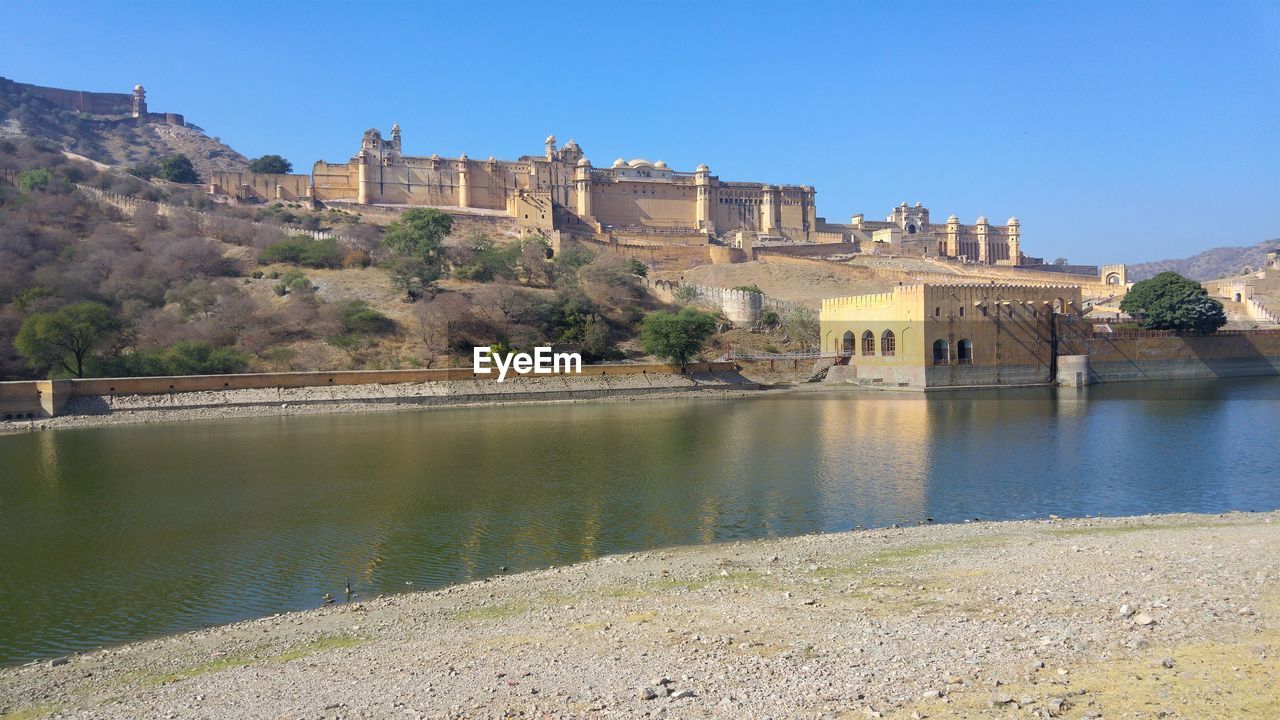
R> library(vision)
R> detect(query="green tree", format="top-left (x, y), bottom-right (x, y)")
top-left (15, 302), bottom-right (120, 378)
top-left (272, 269), bottom-right (311, 296)
top-left (781, 306), bottom-right (819, 350)
top-left (383, 208), bottom-right (451, 265)
top-left (157, 154), bottom-right (199, 184)
top-left (248, 155), bottom-right (293, 174)
top-left (640, 307), bottom-right (717, 366)
top-left (16, 168), bottom-right (51, 193)
top-left (387, 256), bottom-right (440, 301)
top-left (625, 258), bottom-right (648, 277)
top-left (337, 300), bottom-right (395, 335)
top-left (1119, 271), bottom-right (1227, 334)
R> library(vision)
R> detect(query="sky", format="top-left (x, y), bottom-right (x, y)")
top-left (1, 0), bottom-right (1278, 264)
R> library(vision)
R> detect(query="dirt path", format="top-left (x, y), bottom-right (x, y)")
top-left (2, 512), bottom-right (1276, 719)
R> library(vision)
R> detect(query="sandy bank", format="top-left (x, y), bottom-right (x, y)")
top-left (0, 371), bottom-right (763, 433)
top-left (2, 512), bottom-right (1275, 719)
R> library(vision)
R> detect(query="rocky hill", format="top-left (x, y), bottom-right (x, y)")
top-left (1129, 238), bottom-right (1280, 281)
top-left (0, 80), bottom-right (248, 179)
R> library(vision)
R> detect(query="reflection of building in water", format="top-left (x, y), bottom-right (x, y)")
top-left (814, 395), bottom-right (929, 527)
top-left (820, 284), bottom-right (1084, 389)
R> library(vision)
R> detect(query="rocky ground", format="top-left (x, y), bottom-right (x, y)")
top-left (2, 512), bottom-right (1275, 719)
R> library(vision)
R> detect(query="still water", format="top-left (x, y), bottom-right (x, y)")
top-left (2, 378), bottom-right (1279, 665)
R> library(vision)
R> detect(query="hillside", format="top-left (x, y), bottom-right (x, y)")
top-left (0, 80), bottom-right (248, 179)
top-left (0, 138), bottom-right (807, 382)
top-left (1129, 238), bottom-right (1280, 281)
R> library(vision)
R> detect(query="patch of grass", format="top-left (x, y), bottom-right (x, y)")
top-left (0, 704), bottom-right (62, 720)
top-left (602, 586), bottom-right (653, 599)
top-left (265, 634), bottom-right (364, 663)
top-left (144, 634), bottom-right (365, 685)
top-left (450, 603), bottom-right (528, 622)
top-left (1046, 522), bottom-right (1204, 538)
top-left (625, 611), bottom-right (658, 624)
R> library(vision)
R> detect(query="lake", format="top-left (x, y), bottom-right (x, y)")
top-left (2, 378), bottom-right (1278, 666)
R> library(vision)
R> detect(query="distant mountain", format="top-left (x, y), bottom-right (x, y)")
top-left (1129, 239), bottom-right (1280, 281)
top-left (0, 78), bottom-right (248, 179)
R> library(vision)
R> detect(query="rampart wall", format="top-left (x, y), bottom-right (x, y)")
top-left (0, 362), bottom-right (738, 420)
top-left (1081, 331), bottom-right (1280, 384)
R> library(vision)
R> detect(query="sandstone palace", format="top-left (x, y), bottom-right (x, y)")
top-left (210, 127), bottom-right (1036, 266)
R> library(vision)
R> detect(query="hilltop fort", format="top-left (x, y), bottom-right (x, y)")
top-left (210, 128), bottom-right (1037, 268)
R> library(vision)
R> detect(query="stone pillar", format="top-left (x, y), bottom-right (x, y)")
top-left (575, 159), bottom-right (592, 218)
top-left (694, 164), bottom-right (713, 233)
top-left (976, 216), bottom-right (990, 263)
top-left (1007, 216), bottom-right (1021, 265)
top-left (457, 155), bottom-right (470, 208)
top-left (760, 185), bottom-right (777, 233)
top-left (945, 215), bottom-right (960, 257)
top-left (357, 154), bottom-right (370, 205)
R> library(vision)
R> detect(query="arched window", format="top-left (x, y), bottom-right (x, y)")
top-left (907, 223), bottom-right (917, 234)
top-left (1235, 293), bottom-right (1243, 303)
top-left (861, 330), bottom-right (875, 356)
top-left (881, 330), bottom-right (896, 356)
top-left (932, 339), bottom-right (950, 365)
top-left (959, 306), bottom-right (965, 317)
top-left (934, 306), bottom-right (941, 317)
top-left (958, 339), bottom-right (974, 364)
top-left (841, 331), bottom-right (854, 356)
top-left (980, 305), bottom-right (988, 317)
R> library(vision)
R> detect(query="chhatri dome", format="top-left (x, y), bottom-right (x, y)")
top-left (1007, 216), bottom-right (1020, 226)
top-left (612, 158), bottom-right (626, 168)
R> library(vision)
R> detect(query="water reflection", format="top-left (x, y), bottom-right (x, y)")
top-left (1, 377), bottom-right (1278, 665)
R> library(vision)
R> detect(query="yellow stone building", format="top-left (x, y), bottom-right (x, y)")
top-left (820, 284), bottom-right (1083, 389)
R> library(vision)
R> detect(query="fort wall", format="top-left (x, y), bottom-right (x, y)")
top-left (1081, 331), bottom-right (1280, 384)
top-left (0, 362), bottom-right (739, 420)
top-left (645, 279), bottom-right (764, 326)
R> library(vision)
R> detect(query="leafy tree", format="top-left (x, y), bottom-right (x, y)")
top-left (1119, 271), bottom-right (1226, 334)
top-left (16, 168), bottom-right (51, 193)
top-left (259, 236), bottom-right (344, 268)
top-left (579, 313), bottom-right (622, 362)
top-left (781, 307), bottom-right (819, 350)
top-left (15, 302), bottom-right (120, 378)
top-left (272, 269), bottom-right (311, 296)
top-left (248, 155), bottom-right (293, 174)
top-left (383, 208), bottom-right (451, 265)
top-left (625, 258), bottom-right (648, 277)
top-left (387, 256), bottom-right (440, 301)
top-left (640, 307), bottom-right (717, 366)
top-left (337, 300), bottom-right (395, 335)
top-left (733, 284), bottom-right (764, 294)
top-left (13, 286), bottom-right (53, 311)
top-left (453, 232), bottom-right (519, 282)
top-left (98, 341), bottom-right (249, 377)
top-left (157, 154), bottom-right (199, 184)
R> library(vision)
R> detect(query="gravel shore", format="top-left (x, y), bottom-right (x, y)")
top-left (2, 512), bottom-right (1275, 719)
top-left (0, 372), bottom-right (763, 434)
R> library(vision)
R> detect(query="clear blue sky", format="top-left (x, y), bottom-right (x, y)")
top-left (2, 1), bottom-right (1278, 264)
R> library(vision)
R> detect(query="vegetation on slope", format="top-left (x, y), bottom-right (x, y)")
top-left (0, 138), bottom-right (757, 381)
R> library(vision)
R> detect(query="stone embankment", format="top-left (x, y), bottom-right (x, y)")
top-left (5, 371), bottom-right (758, 432)
top-left (2, 512), bottom-right (1275, 719)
